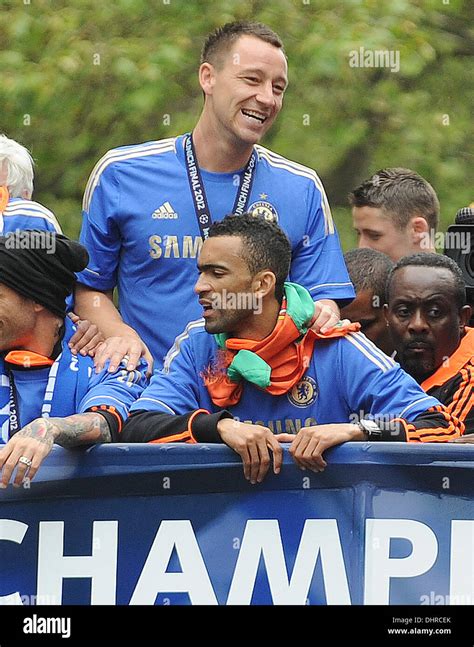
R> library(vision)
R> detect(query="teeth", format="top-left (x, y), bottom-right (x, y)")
top-left (242, 109), bottom-right (266, 122)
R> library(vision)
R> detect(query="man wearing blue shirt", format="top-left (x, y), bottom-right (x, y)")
top-left (0, 232), bottom-right (147, 487)
top-left (122, 214), bottom-right (462, 484)
top-left (0, 134), bottom-right (62, 235)
top-left (0, 133), bottom-right (105, 355)
top-left (75, 21), bottom-right (355, 373)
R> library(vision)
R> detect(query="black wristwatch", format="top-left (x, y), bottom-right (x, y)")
top-left (358, 418), bottom-right (383, 440)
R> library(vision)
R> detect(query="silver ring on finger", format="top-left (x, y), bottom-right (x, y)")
top-left (18, 456), bottom-right (32, 467)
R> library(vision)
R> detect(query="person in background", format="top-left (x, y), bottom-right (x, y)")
top-left (0, 133), bottom-right (104, 357)
top-left (341, 248), bottom-right (394, 356)
top-left (350, 167), bottom-right (439, 261)
top-left (385, 253), bottom-right (474, 434)
top-left (0, 133), bottom-right (62, 234)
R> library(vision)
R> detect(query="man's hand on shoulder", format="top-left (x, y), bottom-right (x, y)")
top-left (216, 418), bottom-right (282, 485)
top-left (311, 299), bottom-right (341, 334)
top-left (93, 327), bottom-right (154, 376)
top-left (277, 423), bottom-right (365, 472)
top-left (68, 312), bottom-right (105, 357)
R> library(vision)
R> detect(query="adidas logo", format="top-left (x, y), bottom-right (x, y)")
top-left (152, 202), bottom-right (178, 219)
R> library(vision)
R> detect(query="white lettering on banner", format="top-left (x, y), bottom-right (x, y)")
top-left (364, 519), bottom-right (438, 604)
top-left (449, 521), bottom-right (474, 604)
top-left (130, 520), bottom-right (217, 605)
top-left (37, 521), bottom-right (118, 604)
top-left (227, 519), bottom-right (350, 605)
top-left (0, 518), bottom-right (473, 605)
top-left (0, 520), bottom-right (28, 605)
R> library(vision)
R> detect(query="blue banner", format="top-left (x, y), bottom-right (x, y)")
top-left (0, 443), bottom-right (473, 606)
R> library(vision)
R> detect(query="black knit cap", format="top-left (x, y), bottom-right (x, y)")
top-left (0, 231), bottom-right (88, 317)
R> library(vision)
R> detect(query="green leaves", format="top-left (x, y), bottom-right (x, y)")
top-left (1, 0), bottom-right (472, 241)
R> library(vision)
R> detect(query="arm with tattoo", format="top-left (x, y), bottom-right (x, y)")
top-left (0, 413), bottom-right (111, 487)
top-left (21, 413), bottom-right (112, 448)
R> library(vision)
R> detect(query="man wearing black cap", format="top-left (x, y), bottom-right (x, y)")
top-left (0, 231), bottom-right (147, 487)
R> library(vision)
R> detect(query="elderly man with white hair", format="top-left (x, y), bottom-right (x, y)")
top-left (0, 134), bottom-right (103, 354)
top-left (0, 134), bottom-right (62, 234)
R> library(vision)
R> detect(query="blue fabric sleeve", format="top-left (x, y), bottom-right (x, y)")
top-left (78, 358), bottom-right (148, 421)
top-left (130, 333), bottom-right (205, 415)
top-left (337, 333), bottom-right (441, 424)
top-left (77, 161), bottom-right (122, 291)
top-left (288, 182), bottom-right (355, 305)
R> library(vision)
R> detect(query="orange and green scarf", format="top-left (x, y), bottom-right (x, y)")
top-left (204, 282), bottom-right (360, 407)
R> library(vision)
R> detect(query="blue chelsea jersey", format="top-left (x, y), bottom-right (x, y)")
top-left (130, 320), bottom-right (440, 430)
top-left (1, 198), bottom-right (62, 234)
top-left (0, 318), bottom-right (147, 444)
top-left (79, 135), bottom-right (355, 366)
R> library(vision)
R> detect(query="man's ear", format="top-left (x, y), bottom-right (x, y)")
top-left (410, 216), bottom-right (430, 247)
top-left (33, 302), bottom-right (46, 313)
top-left (459, 304), bottom-right (472, 329)
top-left (199, 62), bottom-right (216, 96)
top-left (253, 271), bottom-right (276, 299)
top-left (383, 302), bottom-right (390, 325)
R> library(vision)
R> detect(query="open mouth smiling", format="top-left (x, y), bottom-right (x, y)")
top-left (241, 109), bottom-right (267, 123)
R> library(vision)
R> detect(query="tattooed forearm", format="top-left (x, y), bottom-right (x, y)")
top-left (17, 413), bottom-right (112, 448)
top-left (16, 419), bottom-right (54, 449)
top-left (52, 413), bottom-right (112, 446)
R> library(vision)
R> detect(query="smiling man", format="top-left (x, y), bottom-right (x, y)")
top-left (122, 215), bottom-right (462, 484)
top-left (0, 232), bottom-right (147, 487)
top-left (385, 253), bottom-right (474, 434)
top-left (75, 21), bottom-right (354, 373)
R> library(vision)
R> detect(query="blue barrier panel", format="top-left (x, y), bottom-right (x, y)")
top-left (0, 442), bottom-right (473, 606)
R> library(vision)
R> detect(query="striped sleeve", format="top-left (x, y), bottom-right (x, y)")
top-left (338, 332), bottom-right (464, 442)
top-left (82, 139), bottom-right (176, 213)
top-left (443, 365), bottom-right (474, 433)
top-left (4, 199), bottom-right (63, 233)
top-left (255, 145), bottom-right (335, 235)
top-left (375, 405), bottom-right (464, 442)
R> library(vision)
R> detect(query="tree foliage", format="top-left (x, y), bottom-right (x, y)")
top-left (1, 0), bottom-right (472, 248)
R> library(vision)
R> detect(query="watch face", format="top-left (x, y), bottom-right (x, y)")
top-left (360, 419), bottom-right (382, 438)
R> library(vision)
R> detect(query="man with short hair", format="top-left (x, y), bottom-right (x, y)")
top-left (122, 215), bottom-right (462, 485)
top-left (350, 167), bottom-right (439, 261)
top-left (0, 232), bottom-right (147, 487)
top-left (75, 20), bottom-right (354, 374)
top-left (385, 253), bottom-right (474, 434)
top-left (341, 248), bottom-right (394, 356)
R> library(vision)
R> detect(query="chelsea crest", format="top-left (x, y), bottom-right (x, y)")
top-left (287, 376), bottom-right (318, 407)
top-left (249, 200), bottom-right (279, 223)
